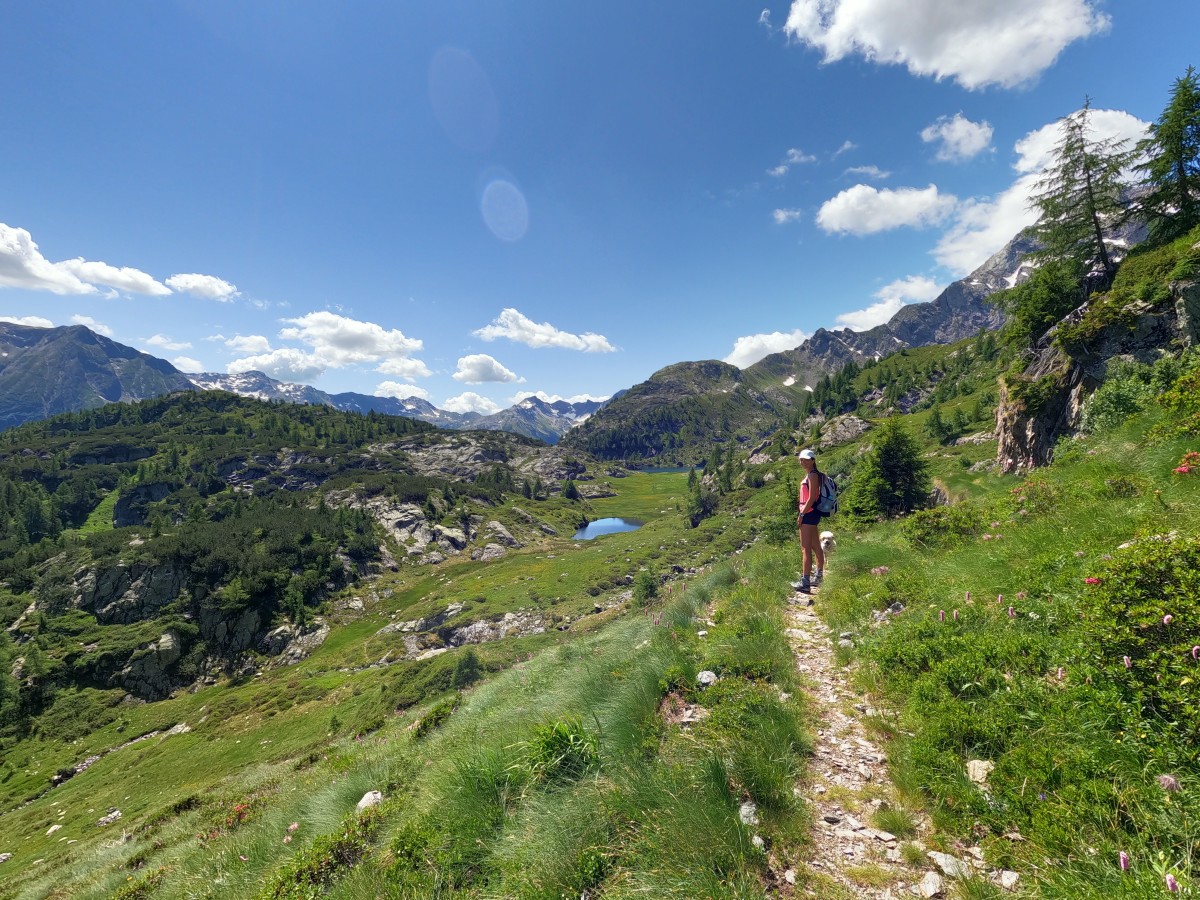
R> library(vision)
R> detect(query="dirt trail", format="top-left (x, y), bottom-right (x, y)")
top-left (784, 586), bottom-right (925, 900)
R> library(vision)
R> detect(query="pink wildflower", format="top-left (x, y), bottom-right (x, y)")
top-left (1158, 774), bottom-right (1181, 793)
top-left (981, 534), bottom-right (992, 541)
top-left (1193, 646), bottom-right (1200, 660)
top-left (1057, 667), bottom-right (1064, 680)
top-left (1119, 851), bottom-right (1129, 871)
top-left (1124, 656), bottom-right (1132, 669)
top-left (1167, 873), bottom-right (1179, 893)
top-left (953, 610), bottom-right (959, 621)
top-left (1008, 606), bottom-right (1015, 618)
top-left (1084, 577), bottom-right (1102, 585)
top-left (283, 835), bottom-right (292, 844)
top-left (965, 591), bottom-right (971, 603)
top-left (939, 610), bottom-right (945, 622)
top-left (1176, 465), bottom-right (1191, 475)
top-left (288, 822), bottom-right (299, 832)
top-left (1163, 615), bottom-right (1174, 625)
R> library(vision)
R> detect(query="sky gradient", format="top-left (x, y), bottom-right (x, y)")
top-left (1, 1), bottom-right (1194, 414)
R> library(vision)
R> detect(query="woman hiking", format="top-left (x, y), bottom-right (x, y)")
top-left (795, 448), bottom-right (825, 594)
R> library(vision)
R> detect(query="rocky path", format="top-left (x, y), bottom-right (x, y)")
top-left (783, 585), bottom-right (1022, 899)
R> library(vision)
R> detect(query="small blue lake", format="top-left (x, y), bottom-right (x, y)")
top-left (573, 517), bottom-right (644, 540)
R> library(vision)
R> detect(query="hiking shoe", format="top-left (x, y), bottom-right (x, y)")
top-left (797, 576), bottom-right (812, 594)
top-left (813, 570), bottom-right (824, 586)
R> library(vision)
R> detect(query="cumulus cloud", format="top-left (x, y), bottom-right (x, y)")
top-left (453, 353), bottom-right (523, 384)
top-left (166, 273), bottom-right (240, 301)
top-left (783, 0), bottom-right (1110, 89)
top-left (442, 392), bottom-right (501, 415)
top-left (144, 333), bottom-right (192, 352)
top-left (844, 165), bottom-right (890, 180)
top-left (0, 314), bottom-right (54, 328)
top-left (921, 113), bottom-right (994, 162)
top-left (817, 184), bottom-right (957, 235)
top-left (172, 356), bottom-right (205, 373)
top-left (227, 348), bottom-right (328, 382)
top-left (375, 381), bottom-right (432, 401)
top-left (221, 334), bottom-right (272, 353)
top-left (836, 275), bottom-right (945, 330)
top-left (723, 329), bottom-right (809, 369)
top-left (933, 107), bottom-right (1149, 274)
top-left (773, 208), bottom-right (804, 225)
top-left (59, 258), bottom-right (170, 295)
top-left (473, 308), bottom-right (615, 352)
top-left (71, 315), bottom-right (113, 336)
top-left (377, 357), bottom-right (434, 380)
top-left (0, 224), bottom-right (98, 294)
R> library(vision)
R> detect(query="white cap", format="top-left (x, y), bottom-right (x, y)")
top-left (798, 448), bottom-right (816, 460)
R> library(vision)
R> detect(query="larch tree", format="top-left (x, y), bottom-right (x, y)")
top-left (1135, 66), bottom-right (1200, 242)
top-left (1028, 98), bottom-right (1135, 287)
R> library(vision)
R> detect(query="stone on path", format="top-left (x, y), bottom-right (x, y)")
top-left (919, 871), bottom-right (945, 898)
top-left (356, 790), bottom-right (384, 812)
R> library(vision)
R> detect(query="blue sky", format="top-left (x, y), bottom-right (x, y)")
top-left (0, 1), bottom-right (1194, 414)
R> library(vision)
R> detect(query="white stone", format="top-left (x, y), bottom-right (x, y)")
top-left (696, 670), bottom-right (718, 686)
top-left (919, 871), bottom-right (944, 898)
top-left (46, 825), bottom-right (60, 836)
top-left (783, 869), bottom-right (796, 885)
top-left (356, 790), bottom-right (384, 812)
top-left (927, 851), bottom-right (970, 879)
top-left (966, 759), bottom-right (994, 785)
top-left (738, 801), bottom-right (759, 825)
top-left (998, 870), bottom-right (1020, 891)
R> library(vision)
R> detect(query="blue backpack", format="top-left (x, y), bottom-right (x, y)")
top-left (815, 473), bottom-right (839, 516)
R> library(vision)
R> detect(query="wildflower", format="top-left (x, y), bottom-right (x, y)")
top-left (1119, 851), bottom-right (1129, 871)
top-left (1166, 873), bottom-right (1179, 893)
top-left (1084, 577), bottom-right (1102, 585)
top-left (1163, 615), bottom-right (1174, 625)
top-left (981, 534), bottom-right (992, 541)
top-left (1074, 551), bottom-right (1085, 558)
top-left (1124, 656), bottom-right (1132, 669)
top-left (1158, 774), bottom-right (1181, 793)
top-left (1039, 792), bottom-right (1046, 800)
top-left (1176, 465), bottom-right (1191, 475)
top-left (939, 610), bottom-right (945, 622)
top-left (965, 591), bottom-right (971, 603)
top-left (288, 822), bottom-right (299, 832)
top-left (991, 521), bottom-right (1000, 528)
top-left (1016, 591), bottom-right (1027, 600)
top-left (1193, 646), bottom-right (1199, 660)
top-left (283, 835), bottom-right (292, 844)
top-left (1008, 606), bottom-right (1016, 618)
top-left (1057, 667), bottom-right (1064, 680)
top-left (953, 610), bottom-right (959, 621)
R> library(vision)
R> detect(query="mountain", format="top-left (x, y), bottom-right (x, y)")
top-left (464, 395), bottom-right (604, 444)
top-left (328, 391), bottom-right (480, 428)
top-left (0, 322), bottom-right (196, 430)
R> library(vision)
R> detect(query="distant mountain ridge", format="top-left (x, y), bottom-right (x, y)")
top-left (0, 322), bottom-right (195, 430)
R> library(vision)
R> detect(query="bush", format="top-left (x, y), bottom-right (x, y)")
top-left (901, 503), bottom-right (988, 549)
top-left (414, 694), bottom-right (460, 739)
top-left (526, 718), bottom-right (600, 782)
top-left (1080, 535), bottom-right (1200, 759)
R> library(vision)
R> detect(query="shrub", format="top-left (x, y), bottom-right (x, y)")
top-left (633, 571), bottom-right (659, 606)
top-left (1080, 535), bottom-right (1200, 759)
top-left (414, 694), bottom-right (460, 739)
top-left (526, 717), bottom-right (600, 782)
top-left (901, 503), bottom-right (988, 548)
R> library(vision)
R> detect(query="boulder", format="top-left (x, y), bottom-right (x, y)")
top-left (356, 790), bottom-right (384, 812)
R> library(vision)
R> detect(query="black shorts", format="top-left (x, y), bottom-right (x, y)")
top-left (799, 510), bottom-right (822, 526)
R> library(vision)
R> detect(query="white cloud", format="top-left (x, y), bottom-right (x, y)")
top-left (59, 258), bottom-right (170, 295)
top-left (511, 390), bottom-right (609, 405)
top-left (227, 348), bottom-right (328, 382)
top-left (844, 165), bottom-right (890, 180)
top-left (71, 315), bottom-right (113, 336)
top-left (473, 308), bottom-right (615, 352)
top-left (172, 356), bottom-right (205, 373)
top-left (817, 184), bottom-right (957, 235)
top-left (377, 357), bottom-right (434, 380)
top-left (783, 0), bottom-right (1110, 89)
top-left (375, 381), bottom-right (432, 401)
top-left (144, 333), bottom-right (192, 351)
top-left (758, 8), bottom-right (771, 26)
top-left (768, 147), bottom-right (818, 177)
top-left (442, 392), bottom-right (501, 415)
top-left (166, 273), bottom-right (240, 301)
top-left (0, 223), bottom-right (98, 294)
top-left (773, 208), bottom-right (804, 225)
top-left (0, 314), bottom-right (54, 328)
top-left (934, 107), bottom-right (1150, 274)
top-left (223, 334), bottom-right (272, 353)
top-left (833, 140), bottom-right (857, 158)
top-left (723, 328), bottom-right (809, 369)
top-left (254, 310), bottom-right (432, 380)
top-left (836, 275), bottom-right (945, 330)
top-left (453, 353), bottom-right (523, 384)
top-left (921, 113), bottom-right (994, 162)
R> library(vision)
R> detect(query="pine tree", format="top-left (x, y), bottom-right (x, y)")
top-left (1029, 99), bottom-right (1134, 286)
top-left (1135, 66), bottom-right (1200, 242)
top-left (841, 417), bottom-right (930, 520)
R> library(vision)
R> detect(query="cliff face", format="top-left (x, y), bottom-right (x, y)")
top-left (995, 277), bottom-right (1200, 473)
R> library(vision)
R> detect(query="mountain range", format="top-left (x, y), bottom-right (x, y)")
top-left (0, 223), bottom-right (1063, 445)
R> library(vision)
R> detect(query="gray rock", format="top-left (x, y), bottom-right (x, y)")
top-left (97, 809), bottom-right (122, 827)
top-left (356, 790), bottom-right (384, 812)
top-left (927, 851), bottom-right (971, 879)
top-left (966, 759), bottom-right (994, 786)
top-left (0, 853), bottom-right (11, 863)
top-left (696, 670), bottom-right (718, 686)
top-left (998, 870), bottom-right (1020, 891)
top-left (738, 801), bottom-right (759, 825)
top-left (919, 871), bottom-right (945, 898)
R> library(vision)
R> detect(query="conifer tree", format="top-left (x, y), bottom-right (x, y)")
top-left (841, 417), bottom-right (929, 520)
top-left (1029, 98), bottom-right (1134, 286)
top-left (1135, 66), bottom-right (1200, 242)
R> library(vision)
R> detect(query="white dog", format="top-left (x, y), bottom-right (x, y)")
top-left (819, 531), bottom-right (836, 554)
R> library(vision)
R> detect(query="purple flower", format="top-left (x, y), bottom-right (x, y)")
top-left (1158, 774), bottom-right (1181, 793)
top-left (1057, 667), bottom-right (1065, 680)
top-left (939, 610), bottom-right (945, 622)
top-left (1124, 656), bottom-right (1132, 669)
top-left (1008, 606), bottom-right (1015, 618)
top-left (997, 594), bottom-right (1003, 605)
top-left (953, 610), bottom-right (959, 622)
top-left (965, 591), bottom-right (971, 603)
top-left (1166, 873), bottom-right (1179, 893)
top-left (1163, 614), bottom-right (1174, 625)
top-left (1119, 851), bottom-right (1129, 871)
top-left (1193, 646), bottom-right (1200, 661)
